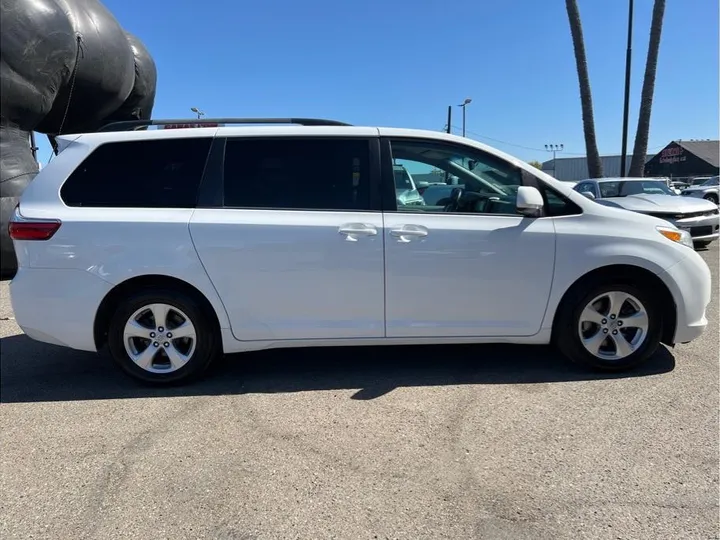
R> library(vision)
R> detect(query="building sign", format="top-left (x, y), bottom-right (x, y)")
top-left (659, 145), bottom-right (686, 164)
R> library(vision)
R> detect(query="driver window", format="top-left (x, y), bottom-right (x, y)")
top-left (388, 139), bottom-right (523, 215)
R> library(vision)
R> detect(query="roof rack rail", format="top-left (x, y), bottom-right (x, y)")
top-left (97, 117), bottom-right (352, 132)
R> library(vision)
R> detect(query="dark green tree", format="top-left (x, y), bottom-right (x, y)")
top-left (565, 0), bottom-right (604, 178)
top-left (629, 0), bottom-right (666, 177)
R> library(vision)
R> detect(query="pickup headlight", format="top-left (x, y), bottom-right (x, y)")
top-left (657, 225), bottom-right (694, 248)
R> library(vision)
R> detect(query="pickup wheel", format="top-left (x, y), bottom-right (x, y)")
top-left (107, 289), bottom-right (219, 384)
top-left (554, 281), bottom-right (662, 371)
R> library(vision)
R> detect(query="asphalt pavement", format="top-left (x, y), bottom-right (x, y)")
top-left (1, 246), bottom-right (718, 540)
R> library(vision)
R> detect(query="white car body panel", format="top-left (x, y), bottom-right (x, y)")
top-left (7, 125), bottom-right (713, 359)
top-left (10, 267), bottom-right (113, 351)
top-left (540, 208), bottom-right (692, 333)
top-left (189, 209), bottom-right (385, 341)
top-left (382, 212), bottom-right (556, 337)
top-left (656, 248), bottom-right (712, 343)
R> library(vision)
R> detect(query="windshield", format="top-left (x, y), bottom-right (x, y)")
top-left (700, 176), bottom-right (719, 187)
top-left (598, 180), bottom-right (676, 197)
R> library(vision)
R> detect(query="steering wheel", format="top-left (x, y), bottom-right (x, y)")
top-left (444, 188), bottom-right (498, 213)
top-left (443, 187), bottom-right (464, 212)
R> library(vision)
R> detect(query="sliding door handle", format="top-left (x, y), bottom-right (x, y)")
top-left (390, 225), bottom-right (429, 242)
top-left (338, 223), bottom-right (378, 241)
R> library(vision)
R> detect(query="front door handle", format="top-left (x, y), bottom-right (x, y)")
top-left (338, 223), bottom-right (378, 242)
top-left (390, 225), bottom-right (429, 242)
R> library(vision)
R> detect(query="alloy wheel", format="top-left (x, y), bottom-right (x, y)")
top-left (123, 303), bottom-right (197, 373)
top-left (577, 291), bottom-right (649, 360)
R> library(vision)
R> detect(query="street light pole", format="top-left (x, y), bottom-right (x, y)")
top-left (190, 107), bottom-right (205, 120)
top-left (29, 132), bottom-right (38, 164)
top-left (457, 98), bottom-right (472, 137)
top-left (545, 144), bottom-right (564, 177)
top-left (620, 0), bottom-right (634, 177)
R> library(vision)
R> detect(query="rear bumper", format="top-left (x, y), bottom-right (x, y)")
top-left (657, 250), bottom-right (712, 344)
top-left (10, 268), bottom-right (112, 352)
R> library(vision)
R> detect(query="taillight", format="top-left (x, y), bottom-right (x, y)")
top-left (9, 217), bottom-right (61, 241)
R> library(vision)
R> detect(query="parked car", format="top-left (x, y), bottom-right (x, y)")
top-left (9, 118), bottom-right (712, 385)
top-left (574, 177), bottom-right (720, 248)
top-left (411, 176), bottom-right (449, 195)
top-left (680, 176), bottom-right (719, 205)
top-left (393, 165), bottom-right (425, 206)
top-left (690, 176), bottom-right (714, 186)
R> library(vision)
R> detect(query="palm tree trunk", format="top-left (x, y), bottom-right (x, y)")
top-left (629, 0), bottom-right (666, 177)
top-left (565, 0), bottom-right (603, 178)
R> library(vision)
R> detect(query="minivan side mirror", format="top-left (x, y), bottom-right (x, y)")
top-left (580, 191), bottom-right (596, 200)
top-left (516, 186), bottom-right (544, 217)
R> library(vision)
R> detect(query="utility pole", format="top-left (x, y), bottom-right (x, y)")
top-left (620, 0), bottom-right (634, 177)
top-left (545, 144), bottom-right (564, 177)
top-left (458, 98), bottom-right (472, 137)
top-left (443, 106), bottom-right (453, 183)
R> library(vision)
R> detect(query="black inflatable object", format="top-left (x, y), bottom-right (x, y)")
top-left (0, 0), bottom-right (157, 276)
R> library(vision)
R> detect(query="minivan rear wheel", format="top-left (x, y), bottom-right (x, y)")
top-left (107, 289), bottom-right (218, 384)
top-left (554, 281), bottom-right (663, 371)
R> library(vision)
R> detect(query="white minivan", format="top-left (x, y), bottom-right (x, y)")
top-left (8, 118), bottom-right (712, 384)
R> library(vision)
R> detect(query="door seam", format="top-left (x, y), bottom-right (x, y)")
top-left (382, 212), bottom-right (388, 338)
top-left (187, 209), bottom-right (234, 332)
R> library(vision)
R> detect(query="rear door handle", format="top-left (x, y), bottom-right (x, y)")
top-left (390, 225), bottom-right (429, 242)
top-left (338, 223), bottom-right (378, 242)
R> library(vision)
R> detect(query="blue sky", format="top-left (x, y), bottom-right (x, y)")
top-left (38, 0), bottom-right (719, 166)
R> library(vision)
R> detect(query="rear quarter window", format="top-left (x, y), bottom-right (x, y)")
top-left (222, 137), bottom-right (372, 211)
top-left (60, 138), bottom-right (212, 208)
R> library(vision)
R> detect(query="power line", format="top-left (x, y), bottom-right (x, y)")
top-left (449, 125), bottom-right (543, 151)
top-left (449, 125), bottom-right (667, 157)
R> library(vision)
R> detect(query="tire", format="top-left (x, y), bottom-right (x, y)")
top-left (704, 193), bottom-right (718, 205)
top-left (694, 240), bottom-right (712, 249)
top-left (107, 288), bottom-right (219, 384)
top-left (553, 281), bottom-right (662, 371)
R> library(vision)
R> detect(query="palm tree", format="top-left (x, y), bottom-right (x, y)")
top-left (565, 0), bottom-right (603, 178)
top-left (629, 0), bottom-right (666, 177)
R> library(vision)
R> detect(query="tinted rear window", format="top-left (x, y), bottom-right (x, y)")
top-left (223, 138), bottom-right (371, 211)
top-left (60, 138), bottom-right (212, 208)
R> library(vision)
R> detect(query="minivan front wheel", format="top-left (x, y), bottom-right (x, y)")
top-left (107, 289), bottom-right (218, 384)
top-left (555, 282), bottom-right (662, 371)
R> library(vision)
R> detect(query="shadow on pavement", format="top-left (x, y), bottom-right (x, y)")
top-left (0, 333), bottom-right (676, 403)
